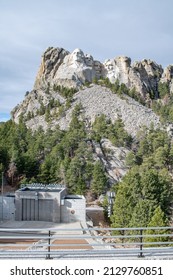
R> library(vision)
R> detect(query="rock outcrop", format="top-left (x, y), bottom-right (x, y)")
top-left (92, 139), bottom-right (129, 184)
top-left (34, 47), bottom-right (103, 90)
top-left (32, 46), bottom-right (173, 100)
top-left (34, 47), bottom-right (69, 89)
top-left (160, 65), bottom-right (173, 93)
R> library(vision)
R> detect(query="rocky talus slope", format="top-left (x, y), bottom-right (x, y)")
top-left (12, 84), bottom-right (160, 137)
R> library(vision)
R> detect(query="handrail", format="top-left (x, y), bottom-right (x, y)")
top-left (0, 226), bottom-right (173, 231)
top-left (0, 226), bottom-right (173, 259)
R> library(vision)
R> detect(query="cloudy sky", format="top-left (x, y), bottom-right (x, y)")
top-left (0, 0), bottom-right (173, 121)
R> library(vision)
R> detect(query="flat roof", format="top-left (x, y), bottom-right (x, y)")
top-left (20, 187), bottom-right (63, 192)
top-left (64, 195), bottom-right (84, 199)
top-left (17, 183), bottom-right (66, 193)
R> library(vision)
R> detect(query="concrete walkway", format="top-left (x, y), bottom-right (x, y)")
top-left (0, 220), bottom-right (84, 234)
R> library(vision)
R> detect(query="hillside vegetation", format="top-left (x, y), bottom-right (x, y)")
top-left (1, 102), bottom-right (173, 228)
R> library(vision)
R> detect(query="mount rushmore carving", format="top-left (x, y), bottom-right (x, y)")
top-left (33, 46), bottom-right (173, 98)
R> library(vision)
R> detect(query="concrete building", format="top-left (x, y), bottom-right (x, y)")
top-left (61, 195), bottom-right (86, 223)
top-left (0, 194), bottom-right (15, 221)
top-left (14, 184), bottom-right (86, 223)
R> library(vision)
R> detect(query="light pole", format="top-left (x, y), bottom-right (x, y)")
top-left (1, 172), bottom-right (4, 221)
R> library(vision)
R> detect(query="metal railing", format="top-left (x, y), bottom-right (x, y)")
top-left (0, 226), bottom-right (173, 259)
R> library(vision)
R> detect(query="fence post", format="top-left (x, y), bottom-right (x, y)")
top-left (46, 230), bottom-right (53, 259)
top-left (122, 229), bottom-right (125, 246)
top-left (138, 229), bottom-right (144, 258)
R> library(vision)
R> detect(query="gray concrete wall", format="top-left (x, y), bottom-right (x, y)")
top-left (14, 188), bottom-right (86, 223)
top-left (15, 190), bottom-right (64, 223)
top-left (0, 196), bottom-right (15, 221)
top-left (61, 195), bottom-right (86, 223)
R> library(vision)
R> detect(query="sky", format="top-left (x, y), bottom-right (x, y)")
top-left (0, 0), bottom-right (173, 122)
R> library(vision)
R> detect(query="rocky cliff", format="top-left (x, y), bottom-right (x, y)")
top-left (32, 47), bottom-right (173, 97)
top-left (11, 46), bottom-right (173, 133)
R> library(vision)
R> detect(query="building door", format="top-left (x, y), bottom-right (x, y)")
top-left (38, 199), bottom-right (53, 222)
top-left (22, 199), bottom-right (35, 221)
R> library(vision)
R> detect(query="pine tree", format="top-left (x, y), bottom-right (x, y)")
top-left (91, 161), bottom-right (107, 196)
top-left (125, 151), bottom-right (136, 167)
top-left (111, 188), bottom-right (133, 236)
top-left (129, 199), bottom-right (156, 228)
top-left (144, 206), bottom-right (171, 247)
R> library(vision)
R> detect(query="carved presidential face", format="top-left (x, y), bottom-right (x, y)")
top-left (94, 61), bottom-right (102, 72)
top-left (103, 59), bottom-right (120, 82)
top-left (85, 54), bottom-right (94, 67)
top-left (104, 59), bottom-right (114, 72)
top-left (71, 48), bottom-right (85, 63)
